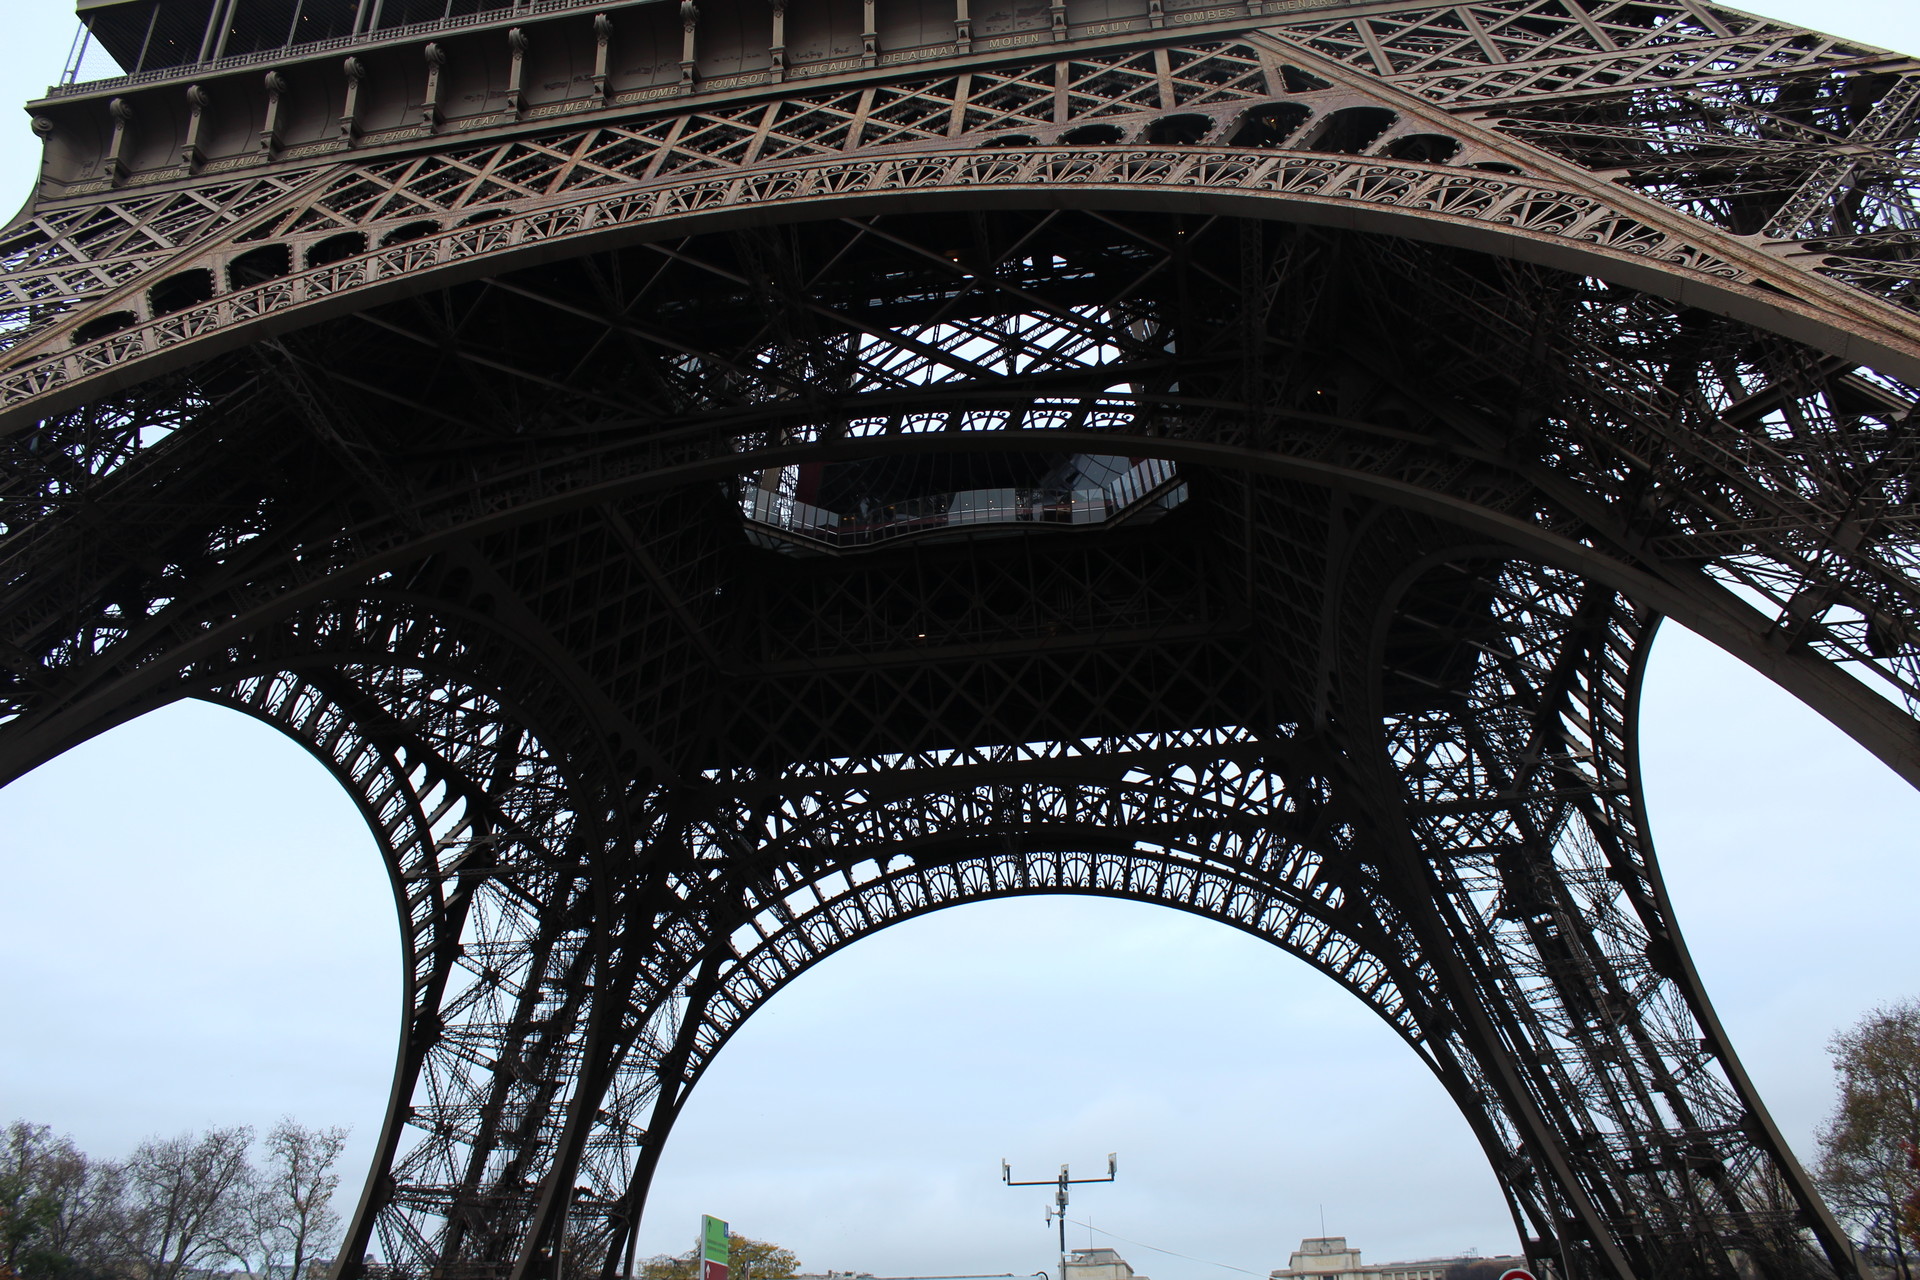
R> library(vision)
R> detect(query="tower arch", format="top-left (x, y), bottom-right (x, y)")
top-left (8, 2), bottom-right (1920, 1275)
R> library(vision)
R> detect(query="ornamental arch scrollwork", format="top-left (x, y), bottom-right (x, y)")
top-left (10, 3), bottom-right (1920, 1272)
top-left (76, 591), bottom-right (652, 1280)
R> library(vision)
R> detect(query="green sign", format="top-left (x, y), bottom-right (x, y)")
top-left (701, 1217), bottom-right (729, 1267)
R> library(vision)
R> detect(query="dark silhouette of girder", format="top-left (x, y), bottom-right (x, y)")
top-left (6, 1), bottom-right (1920, 1277)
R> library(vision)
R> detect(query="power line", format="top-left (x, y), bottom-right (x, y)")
top-left (1064, 1220), bottom-right (1267, 1278)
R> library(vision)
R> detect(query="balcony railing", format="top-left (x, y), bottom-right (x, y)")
top-left (742, 457), bottom-right (1183, 551)
top-left (50, 0), bottom-right (617, 98)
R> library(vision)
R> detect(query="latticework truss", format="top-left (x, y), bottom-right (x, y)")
top-left (6, 1), bottom-right (1920, 1278)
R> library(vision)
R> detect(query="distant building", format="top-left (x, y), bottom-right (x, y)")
top-left (790, 1249), bottom-right (1147, 1280)
top-left (1269, 1237), bottom-right (1525, 1280)
top-left (788, 1272), bottom-right (1019, 1280)
top-left (1065, 1248), bottom-right (1149, 1280)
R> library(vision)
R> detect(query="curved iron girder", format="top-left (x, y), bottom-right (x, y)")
top-left (499, 556), bottom-right (1851, 1278)
top-left (554, 801), bottom-right (1452, 1278)
top-left (202, 664), bottom-right (600, 1279)
top-left (0, 346), bottom-right (1912, 1273)
top-left (406, 507), bottom-right (1858, 1278)
top-left (3, 151), bottom-right (1914, 427)
top-left (127, 591), bottom-right (643, 1280)
top-left (167, 629), bottom-right (1860, 1280)
top-left (1341, 532), bottom-right (1855, 1277)
top-left (1, 172), bottom-right (1915, 1280)
top-left (10, 7), bottom-right (1920, 417)
top-left (435, 504), bottom-right (1858, 1279)
top-left (15, 212), bottom-right (1918, 787)
top-left (9, 361), bottom-right (1920, 802)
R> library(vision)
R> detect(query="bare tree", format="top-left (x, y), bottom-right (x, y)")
top-left (120, 1128), bottom-right (253, 1280)
top-left (253, 1121), bottom-right (346, 1280)
top-left (1816, 1000), bottom-right (1920, 1280)
top-left (204, 1180), bottom-right (267, 1279)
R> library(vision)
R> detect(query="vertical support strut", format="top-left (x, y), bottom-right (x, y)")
top-left (1358, 550), bottom-right (1866, 1278)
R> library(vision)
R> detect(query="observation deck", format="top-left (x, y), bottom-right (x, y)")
top-left (743, 454), bottom-right (1186, 552)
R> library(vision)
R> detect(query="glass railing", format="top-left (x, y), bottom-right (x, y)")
top-left (742, 456), bottom-right (1183, 550)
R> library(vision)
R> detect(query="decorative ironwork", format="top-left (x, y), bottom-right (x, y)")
top-left (7, 2), bottom-right (1920, 1278)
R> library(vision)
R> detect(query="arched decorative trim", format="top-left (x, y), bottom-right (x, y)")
top-left (6, 146), bottom-right (1917, 429)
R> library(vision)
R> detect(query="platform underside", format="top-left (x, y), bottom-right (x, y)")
top-left (10, 4), bottom-right (1920, 1276)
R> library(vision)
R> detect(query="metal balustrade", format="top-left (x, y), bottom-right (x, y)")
top-left (49, 0), bottom-right (635, 98)
top-left (742, 456), bottom-right (1184, 549)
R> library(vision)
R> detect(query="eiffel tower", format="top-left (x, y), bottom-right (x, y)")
top-left (6, 0), bottom-right (1920, 1274)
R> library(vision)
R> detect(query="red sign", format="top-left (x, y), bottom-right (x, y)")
top-left (1498, 1270), bottom-right (1537, 1280)
top-left (703, 1262), bottom-right (728, 1280)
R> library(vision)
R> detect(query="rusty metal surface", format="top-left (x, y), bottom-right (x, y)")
top-left (5, 3), bottom-right (1920, 1278)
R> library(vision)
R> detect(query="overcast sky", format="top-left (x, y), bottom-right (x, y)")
top-left (4, 2), bottom-right (1920, 1277)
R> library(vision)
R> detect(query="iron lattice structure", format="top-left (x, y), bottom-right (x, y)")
top-left (6, 0), bottom-right (1920, 1275)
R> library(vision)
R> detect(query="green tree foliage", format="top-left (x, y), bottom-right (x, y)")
top-left (1, 1122), bottom-right (126, 1280)
top-left (0, 1153), bottom-right (61, 1278)
top-left (642, 1235), bottom-right (800, 1280)
top-left (1816, 999), bottom-right (1920, 1278)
